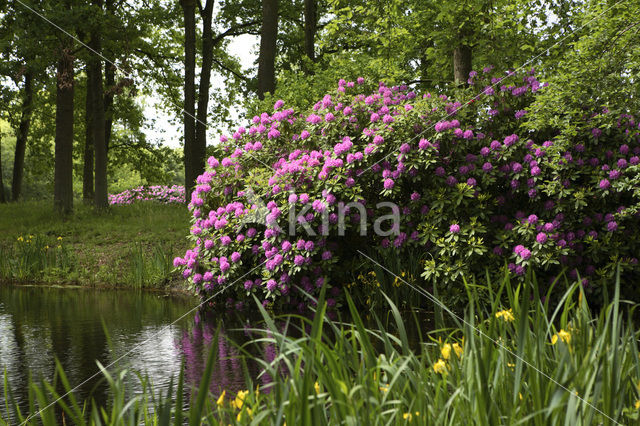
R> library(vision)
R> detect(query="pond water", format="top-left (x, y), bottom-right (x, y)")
top-left (0, 286), bottom-right (266, 421)
top-left (0, 285), bottom-right (432, 421)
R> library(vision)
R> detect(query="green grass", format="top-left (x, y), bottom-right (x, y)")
top-left (0, 201), bottom-right (191, 288)
top-left (4, 272), bottom-right (640, 425)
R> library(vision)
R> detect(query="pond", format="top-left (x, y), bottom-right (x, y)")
top-left (0, 285), bottom-right (266, 422)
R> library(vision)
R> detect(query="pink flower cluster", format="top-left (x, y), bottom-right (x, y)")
top-left (174, 68), bottom-right (640, 309)
top-left (109, 185), bottom-right (186, 205)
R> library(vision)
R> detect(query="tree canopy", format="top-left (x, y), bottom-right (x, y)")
top-left (0, 0), bottom-right (637, 213)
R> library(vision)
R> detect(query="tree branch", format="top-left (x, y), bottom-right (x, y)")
top-left (212, 57), bottom-right (250, 82)
top-left (210, 20), bottom-right (260, 47)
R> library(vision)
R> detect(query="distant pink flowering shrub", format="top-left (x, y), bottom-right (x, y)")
top-left (175, 69), bottom-right (640, 310)
top-left (109, 185), bottom-right (185, 205)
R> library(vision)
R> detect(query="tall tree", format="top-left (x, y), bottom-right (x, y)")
top-left (89, 0), bottom-right (108, 210)
top-left (103, 0), bottom-right (115, 154)
top-left (257, 0), bottom-right (279, 99)
top-left (53, 43), bottom-right (75, 215)
top-left (453, 44), bottom-right (472, 85)
top-left (11, 68), bottom-right (33, 201)
top-left (193, 0), bottom-right (215, 195)
top-left (0, 132), bottom-right (6, 203)
top-left (181, 0), bottom-right (197, 197)
top-left (83, 71), bottom-right (94, 203)
top-left (104, 62), bottom-right (115, 152)
top-left (303, 0), bottom-right (317, 65)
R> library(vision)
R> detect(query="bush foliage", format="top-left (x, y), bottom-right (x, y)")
top-left (175, 67), bottom-right (640, 309)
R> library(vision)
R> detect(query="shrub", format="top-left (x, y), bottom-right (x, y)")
top-left (175, 68), bottom-right (640, 309)
top-left (108, 185), bottom-right (185, 205)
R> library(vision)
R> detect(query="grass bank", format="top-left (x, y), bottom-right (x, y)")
top-left (0, 201), bottom-right (191, 289)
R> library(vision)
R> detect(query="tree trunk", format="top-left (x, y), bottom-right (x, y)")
top-left (104, 62), bottom-right (114, 154)
top-left (257, 0), bottom-right (278, 99)
top-left (193, 0), bottom-right (215, 188)
top-left (11, 70), bottom-right (34, 201)
top-left (303, 0), bottom-right (316, 65)
top-left (53, 46), bottom-right (75, 215)
top-left (453, 44), bottom-right (472, 86)
top-left (104, 0), bottom-right (114, 154)
top-left (83, 69), bottom-right (94, 203)
top-left (181, 0), bottom-right (197, 198)
top-left (0, 133), bottom-right (6, 203)
top-left (90, 14), bottom-right (108, 210)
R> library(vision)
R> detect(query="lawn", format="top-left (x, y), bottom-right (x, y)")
top-left (0, 201), bottom-right (192, 288)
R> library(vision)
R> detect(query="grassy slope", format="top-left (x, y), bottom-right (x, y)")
top-left (0, 201), bottom-right (192, 288)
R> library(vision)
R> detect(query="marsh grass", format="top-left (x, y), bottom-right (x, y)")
top-left (127, 242), bottom-right (176, 288)
top-left (3, 271), bottom-right (640, 425)
top-left (0, 235), bottom-right (74, 281)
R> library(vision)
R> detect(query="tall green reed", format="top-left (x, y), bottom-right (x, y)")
top-left (126, 243), bottom-right (175, 288)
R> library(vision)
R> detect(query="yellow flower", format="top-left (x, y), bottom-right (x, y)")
top-left (495, 309), bottom-right (515, 322)
top-left (57, 245), bottom-right (62, 249)
top-left (379, 385), bottom-right (389, 393)
top-left (314, 382), bottom-right (320, 394)
top-left (452, 343), bottom-right (463, 357)
top-left (216, 390), bottom-right (225, 407)
top-left (635, 400), bottom-right (640, 410)
top-left (441, 344), bottom-right (452, 360)
top-left (237, 407), bottom-right (253, 422)
top-left (551, 329), bottom-right (571, 345)
top-left (57, 236), bottom-right (63, 241)
top-left (403, 412), bottom-right (412, 421)
top-left (233, 390), bottom-right (249, 410)
top-left (433, 358), bottom-right (447, 375)
top-left (17, 236), bottom-right (24, 242)
top-left (441, 342), bottom-right (463, 360)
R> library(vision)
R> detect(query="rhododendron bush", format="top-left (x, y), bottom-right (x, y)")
top-left (109, 185), bottom-right (186, 205)
top-left (174, 68), bottom-right (640, 310)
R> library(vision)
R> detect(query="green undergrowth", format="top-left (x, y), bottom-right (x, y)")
top-left (3, 271), bottom-right (640, 425)
top-left (0, 201), bottom-right (190, 288)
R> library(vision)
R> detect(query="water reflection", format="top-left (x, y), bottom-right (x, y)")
top-left (0, 286), bottom-right (432, 422)
top-left (177, 311), bottom-right (274, 397)
top-left (0, 286), bottom-right (204, 421)
top-left (0, 285), bottom-right (288, 423)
